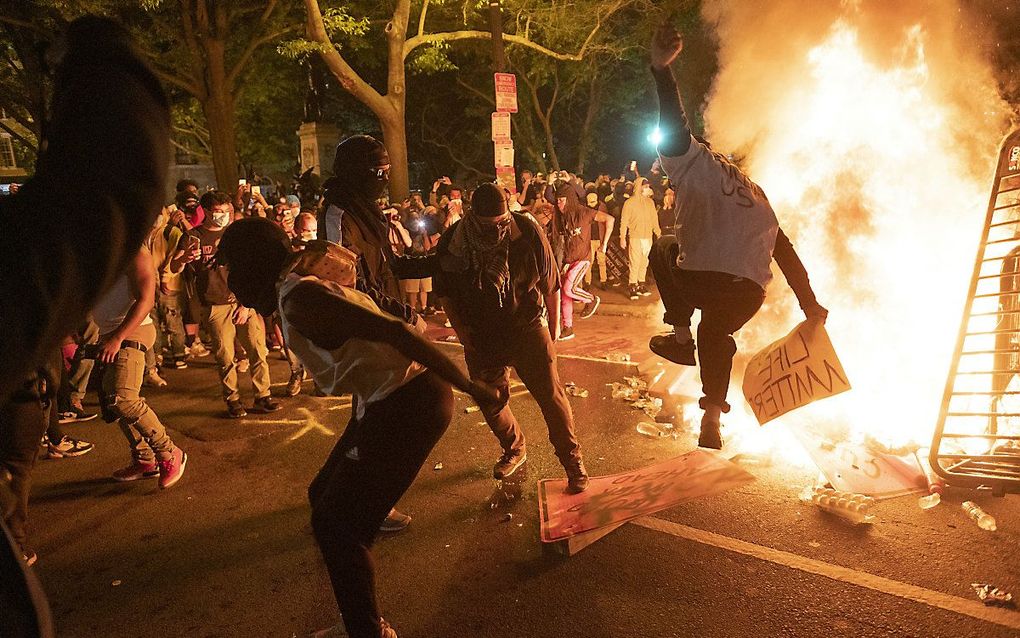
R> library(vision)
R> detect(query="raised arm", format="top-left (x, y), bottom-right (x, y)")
top-left (650, 23), bottom-right (692, 158)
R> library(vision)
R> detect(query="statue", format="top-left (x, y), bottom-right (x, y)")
top-left (302, 60), bottom-right (324, 123)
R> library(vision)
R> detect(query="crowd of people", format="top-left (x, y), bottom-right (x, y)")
top-left (0, 17), bottom-right (829, 638)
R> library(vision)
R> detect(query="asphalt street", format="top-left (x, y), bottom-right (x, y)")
top-left (25, 301), bottom-right (1020, 638)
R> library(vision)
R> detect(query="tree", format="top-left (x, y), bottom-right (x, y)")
top-left (296, 0), bottom-right (634, 200)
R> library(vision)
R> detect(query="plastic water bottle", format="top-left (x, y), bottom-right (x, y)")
top-left (918, 493), bottom-right (941, 510)
top-left (803, 486), bottom-right (876, 524)
top-left (961, 501), bottom-right (997, 531)
top-left (636, 422), bottom-right (666, 438)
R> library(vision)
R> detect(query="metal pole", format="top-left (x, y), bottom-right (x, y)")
top-left (488, 0), bottom-right (506, 72)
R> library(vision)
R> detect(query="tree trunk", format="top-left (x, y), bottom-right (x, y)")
top-left (576, 75), bottom-right (601, 175)
top-left (201, 94), bottom-right (239, 189)
top-left (379, 103), bottom-right (410, 201)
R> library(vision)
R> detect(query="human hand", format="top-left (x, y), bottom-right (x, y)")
top-left (804, 302), bottom-right (829, 324)
top-left (233, 306), bottom-right (251, 325)
top-left (160, 282), bottom-right (170, 296)
top-left (98, 336), bottom-right (123, 364)
top-left (651, 23), bottom-right (683, 70)
top-left (169, 209), bottom-right (187, 226)
top-left (469, 381), bottom-right (507, 418)
top-left (442, 176), bottom-right (452, 185)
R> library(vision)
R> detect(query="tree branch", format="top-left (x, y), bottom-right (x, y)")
top-left (304, 0), bottom-right (388, 113)
top-left (0, 118), bottom-right (37, 150)
top-left (417, 0), bottom-right (430, 38)
top-left (454, 77), bottom-right (494, 105)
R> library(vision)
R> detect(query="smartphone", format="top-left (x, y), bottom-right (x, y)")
top-left (0, 184), bottom-right (9, 196)
top-left (238, 178), bottom-right (247, 186)
top-left (252, 185), bottom-right (261, 196)
top-left (630, 160), bottom-right (637, 172)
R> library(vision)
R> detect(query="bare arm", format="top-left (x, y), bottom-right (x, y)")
top-left (98, 248), bottom-right (156, 363)
top-left (595, 210), bottom-right (615, 252)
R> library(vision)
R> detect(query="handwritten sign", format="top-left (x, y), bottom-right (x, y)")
top-left (742, 321), bottom-right (850, 425)
top-left (494, 72), bottom-right (518, 113)
top-left (538, 450), bottom-right (755, 542)
top-left (786, 424), bottom-right (928, 499)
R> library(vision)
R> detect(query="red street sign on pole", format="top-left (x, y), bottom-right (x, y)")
top-left (494, 72), bottom-right (518, 113)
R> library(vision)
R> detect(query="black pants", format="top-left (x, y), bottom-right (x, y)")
top-left (0, 352), bottom-right (59, 553)
top-left (464, 326), bottom-right (581, 468)
top-left (648, 236), bottom-right (765, 413)
top-left (308, 371), bottom-right (453, 638)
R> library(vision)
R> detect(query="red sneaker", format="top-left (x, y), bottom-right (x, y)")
top-left (112, 460), bottom-right (160, 482)
top-left (158, 448), bottom-right (188, 490)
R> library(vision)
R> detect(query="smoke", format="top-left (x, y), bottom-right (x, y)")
top-left (690, 0), bottom-right (1015, 447)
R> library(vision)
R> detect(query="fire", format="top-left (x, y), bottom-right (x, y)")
top-left (663, 9), bottom-right (1012, 465)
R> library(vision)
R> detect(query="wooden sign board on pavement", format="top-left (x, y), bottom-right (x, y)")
top-left (742, 321), bottom-right (851, 426)
top-left (494, 72), bottom-right (518, 113)
top-left (538, 449), bottom-right (756, 555)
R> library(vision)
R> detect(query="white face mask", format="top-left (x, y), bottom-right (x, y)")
top-left (642, 187), bottom-right (654, 198)
top-left (300, 230), bottom-right (317, 242)
top-left (211, 211), bottom-right (231, 228)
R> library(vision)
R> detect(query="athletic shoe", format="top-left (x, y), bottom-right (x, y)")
top-left (23, 550), bottom-right (37, 567)
top-left (422, 306), bottom-right (437, 317)
top-left (493, 450), bottom-right (527, 479)
top-left (565, 461), bottom-right (590, 494)
top-left (380, 618), bottom-right (397, 638)
top-left (236, 358), bottom-right (250, 374)
top-left (379, 508), bottom-right (412, 533)
top-left (579, 296), bottom-right (601, 319)
top-left (143, 368), bottom-right (168, 388)
top-left (698, 418), bottom-right (723, 450)
top-left (558, 326), bottom-right (575, 341)
top-left (58, 404), bottom-right (98, 424)
top-left (112, 460), bottom-right (160, 482)
top-left (443, 319), bottom-right (452, 328)
top-left (286, 370), bottom-right (304, 397)
top-left (157, 447), bottom-right (188, 490)
top-left (649, 334), bottom-right (696, 366)
top-left (251, 396), bottom-right (282, 413)
top-left (171, 359), bottom-right (188, 369)
top-left (638, 283), bottom-right (652, 296)
top-left (189, 341), bottom-right (210, 358)
top-left (269, 343), bottom-right (282, 352)
top-left (46, 436), bottom-right (94, 459)
top-left (628, 284), bottom-right (640, 300)
top-left (227, 400), bottom-right (247, 419)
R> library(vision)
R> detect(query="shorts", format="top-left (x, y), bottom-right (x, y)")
top-left (402, 277), bottom-right (433, 294)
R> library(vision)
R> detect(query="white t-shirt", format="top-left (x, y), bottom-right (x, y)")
top-left (659, 136), bottom-right (779, 289)
top-left (92, 273), bottom-right (154, 336)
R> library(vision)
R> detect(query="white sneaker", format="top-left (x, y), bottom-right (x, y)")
top-left (189, 341), bottom-right (210, 358)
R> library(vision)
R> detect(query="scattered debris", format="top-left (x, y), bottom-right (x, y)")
top-left (443, 335), bottom-right (459, 342)
top-left (500, 513), bottom-right (514, 523)
top-left (464, 405), bottom-right (480, 414)
top-left (918, 493), bottom-right (941, 510)
top-left (564, 382), bottom-right (589, 398)
top-left (605, 352), bottom-right (632, 363)
top-left (972, 583), bottom-right (1014, 607)
top-left (433, 462), bottom-right (444, 471)
top-left (636, 422), bottom-right (668, 438)
top-left (808, 541), bottom-right (821, 548)
top-left (111, 580), bottom-right (122, 587)
top-left (608, 377), bottom-right (663, 418)
top-left (962, 501), bottom-right (997, 531)
top-left (802, 486), bottom-right (875, 525)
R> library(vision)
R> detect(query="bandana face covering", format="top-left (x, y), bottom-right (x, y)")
top-left (460, 213), bottom-right (512, 305)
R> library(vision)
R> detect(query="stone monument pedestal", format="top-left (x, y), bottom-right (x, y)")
top-left (297, 122), bottom-right (341, 176)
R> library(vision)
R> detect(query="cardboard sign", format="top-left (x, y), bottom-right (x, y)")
top-left (494, 72), bottom-right (518, 113)
top-left (495, 166), bottom-right (516, 195)
top-left (538, 449), bottom-right (755, 543)
top-left (491, 111), bottom-right (511, 143)
top-left (787, 424), bottom-right (928, 499)
top-left (742, 321), bottom-right (850, 425)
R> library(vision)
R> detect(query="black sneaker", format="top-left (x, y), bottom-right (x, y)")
top-left (493, 450), bottom-right (527, 479)
top-left (649, 334), bottom-right (696, 366)
top-left (565, 461), bottom-right (590, 494)
top-left (558, 326), bottom-right (576, 341)
top-left (286, 371), bottom-right (304, 397)
top-left (226, 400), bottom-right (247, 419)
top-left (379, 508), bottom-right (412, 533)
top-left (579, 296), bottom-right (601, 319)
top-left (638, 283), bottom-right (652, 297)
top-left (171, 359), bottom-right (188, 369)
top-left (251, 396), bottom-right (282, 413)
top-left (698, 418), bottom-right (723, 450)
top-left (628, 284), bottom-right (640, 300)
top-left (58, 404), bottom-right (98, 424)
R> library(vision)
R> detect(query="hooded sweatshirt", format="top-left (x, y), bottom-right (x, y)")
top-left (620, 177), bottom-right (661, 242)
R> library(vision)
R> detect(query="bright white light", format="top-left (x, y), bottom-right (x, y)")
top-left (647, 126), bottom-right (663, 146)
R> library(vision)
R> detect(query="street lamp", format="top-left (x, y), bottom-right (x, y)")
top-left (647, 126), bottom-right (663, 147)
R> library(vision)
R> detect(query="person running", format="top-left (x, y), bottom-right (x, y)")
top-left (555, 183), bottom-right (615, 340)
top-left (434, 183), bottom-right (590, 493)
top-left (215, 217), bottom-right (502, 638)
top-left (646, 22), bottom-right (828, 449)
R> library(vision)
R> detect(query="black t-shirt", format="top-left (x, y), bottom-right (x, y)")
top-left (190, 225), bottom-right (233, 306)
top-left (434, 214), bottom-right (559, 351)
top-left (562, 205), bottom-right (598, 263)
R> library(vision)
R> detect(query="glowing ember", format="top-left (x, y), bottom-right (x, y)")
top-left (665, 5), bottom-right (1012, 464)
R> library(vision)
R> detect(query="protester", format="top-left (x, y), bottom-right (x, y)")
top-left (150, 208), bottom-right (190, 369)
top-left (584, 191), bottom-right (611, 290)
top-left (93, 247), bottom-right (187, 487)
top-left (173, 190), bottom-right (279, 418)
top-left (620, 176), bottom-right (661, 300)
top-left (215, 217), bottom-right (503, 638)
top-left (554, 183), bottom-right (615, 340)
top-left (435, 183), bottom-right (590, 493)
top-left (646, 22), bottom-right (828, 449)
